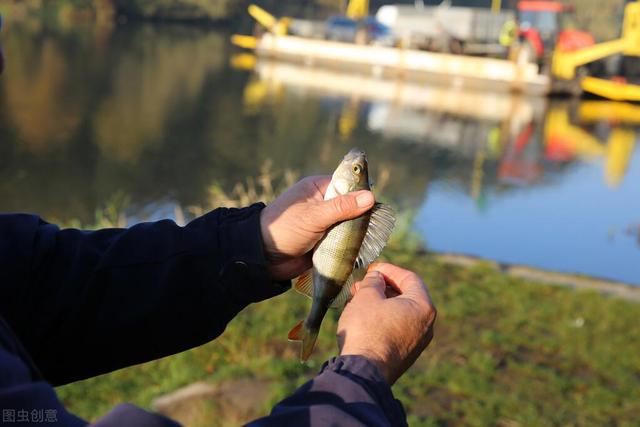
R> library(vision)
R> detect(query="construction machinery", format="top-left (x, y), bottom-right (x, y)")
top-left (373, 0), bottom-right (640, 100)
top-left (551, 0), bottom-right (640, 100)
top-left (232, 0), bottom-right (640, 101)
top-left (517, 1), bottom-right (596, 64)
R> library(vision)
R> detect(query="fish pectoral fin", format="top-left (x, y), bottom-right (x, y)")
top-left (329, 272), bottom-right (358, 309)
top-left (355, 203), bottom-right (396, 269)
top-left (293, 270), bottom-right (313, 299)
top-left (288, 320), bottom-right (304, 341)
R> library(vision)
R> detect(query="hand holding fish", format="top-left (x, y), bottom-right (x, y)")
top-left (338, 263), bottom-right (437, 385)
top-left (260, 175), bottom-right (375, 281)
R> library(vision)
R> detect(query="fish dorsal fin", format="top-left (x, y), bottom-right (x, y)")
top-left (355, 203), bottom-right (396, 269)
top-left (294, 271), bottom-right (313, 299)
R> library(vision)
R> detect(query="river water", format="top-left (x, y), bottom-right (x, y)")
top-left (1, 23), bottom-right (638, 284)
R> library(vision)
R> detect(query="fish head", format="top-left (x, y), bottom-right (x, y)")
top-left (331, 148), bottom-right (370, 194)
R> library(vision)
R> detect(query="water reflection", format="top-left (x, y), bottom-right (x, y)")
top-left (0, 24), bottom-right (638, 284)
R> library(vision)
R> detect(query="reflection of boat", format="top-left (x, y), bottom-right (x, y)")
top-left (244, 58), bottom-right (546, 157)
top-left (239, 54), bottom-right (638, 189)
top-left (250, 59), bottom-right (546, 126)
top-left (367, 103), bottom-right (497, 152)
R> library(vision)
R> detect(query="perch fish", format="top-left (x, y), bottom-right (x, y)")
top-left (288, 148), bottom-right (395, 361)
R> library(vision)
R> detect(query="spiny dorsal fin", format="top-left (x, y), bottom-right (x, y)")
top-left (355, 203), bottom-right (396, 269)
top-left (293, 271), bottom-right (313, 299)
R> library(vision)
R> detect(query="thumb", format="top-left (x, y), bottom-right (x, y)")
top-left (353, 271), bottom-right (386, 302)
top-left (312, 191), bottom-right (374, 230)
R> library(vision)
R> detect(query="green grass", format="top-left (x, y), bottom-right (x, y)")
top-left (56, 254), bottom-right (640, 426)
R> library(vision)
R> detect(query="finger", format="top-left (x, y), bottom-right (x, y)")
top-left (310, 190), bottom-right (375, 230)
top-left (384, 285), bottom-right (400, 298)
top-left (352, 271), bottom-right (386, 302)
top-left (369, 263), bottom-right (431, 301)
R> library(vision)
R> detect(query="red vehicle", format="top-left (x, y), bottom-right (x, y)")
top-left (517, 1), bottom-right (595, 63)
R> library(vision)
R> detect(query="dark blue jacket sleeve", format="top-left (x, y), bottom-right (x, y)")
top-left (248, 355), bottom-right (407, 427)
top-left (0, 206), bottom-right (289, 386)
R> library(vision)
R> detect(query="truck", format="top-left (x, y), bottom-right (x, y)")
top-left (376, 4), bottom-right (516, 55)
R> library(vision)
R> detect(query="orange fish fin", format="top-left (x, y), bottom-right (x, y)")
top-left (293, 271), bottom-right (313, 298)
top-left (300, 329), bottom-right (319, 362)
top-left (288, 321), bottom-right (319, 361)
top-left (288, 320), bottom-right (304, 341)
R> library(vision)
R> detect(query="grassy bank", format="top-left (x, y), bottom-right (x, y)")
top-left (57, 252), bottom-right (640, 426)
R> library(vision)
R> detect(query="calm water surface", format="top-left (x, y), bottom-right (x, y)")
top-left (1, 23), bottom-right (638, 284)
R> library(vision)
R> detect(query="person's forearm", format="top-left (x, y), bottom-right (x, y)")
top-left (248, 355), bottom-right (407, 427)
top-left (0, 207), bottom-right (289, 385)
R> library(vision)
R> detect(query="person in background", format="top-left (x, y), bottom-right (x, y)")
top-left (0, 175), bottom-right (436, 426)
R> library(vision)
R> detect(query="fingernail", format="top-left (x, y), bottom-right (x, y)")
top-left (366, 271), bottom-right (382, 281)
top-left (356, 192), bottom-right (374, 208)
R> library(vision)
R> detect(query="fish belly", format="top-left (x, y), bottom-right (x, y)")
top-left (312, 215), bottom-right (369, 287)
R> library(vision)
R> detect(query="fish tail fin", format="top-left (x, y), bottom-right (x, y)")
top-left (287, 320), bottom-right (319, 362)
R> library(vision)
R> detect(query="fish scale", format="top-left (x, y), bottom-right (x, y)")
top-left (313, 216), bottom-right (369, 282)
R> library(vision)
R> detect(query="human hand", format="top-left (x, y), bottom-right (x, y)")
top-left (337, 263), bottom-right (437, 385)
top-left (260, 176), bottom-right (375, 281)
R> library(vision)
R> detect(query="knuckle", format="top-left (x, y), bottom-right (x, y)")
top-left (300, 176), bottom-right (315, 187)
top-left (333, 196), bottom-right (354, 217)
top-left (408, 271), bottom-right (422, 284)
top-left (301, 206), bottom-right (322, 230)
top-left (418, 301), bottom-right (437, 327)
top-left (428, 305), bottom-right (438, 323)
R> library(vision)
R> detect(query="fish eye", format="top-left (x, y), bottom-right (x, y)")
top-left (352, 164), bottom-right (362, 175)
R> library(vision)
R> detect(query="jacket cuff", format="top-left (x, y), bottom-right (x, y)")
top-left (321, 355), bottom-right (407, 426)
top-left (215, 203), bottom-right (290, 305)
top-left (91, 403), bottom-right (179, 427)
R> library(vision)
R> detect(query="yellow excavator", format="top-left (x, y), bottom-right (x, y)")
top-left (232, 0), bottom-right (369, 48)
top-left (552, 0), bottom-right (640, 101)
